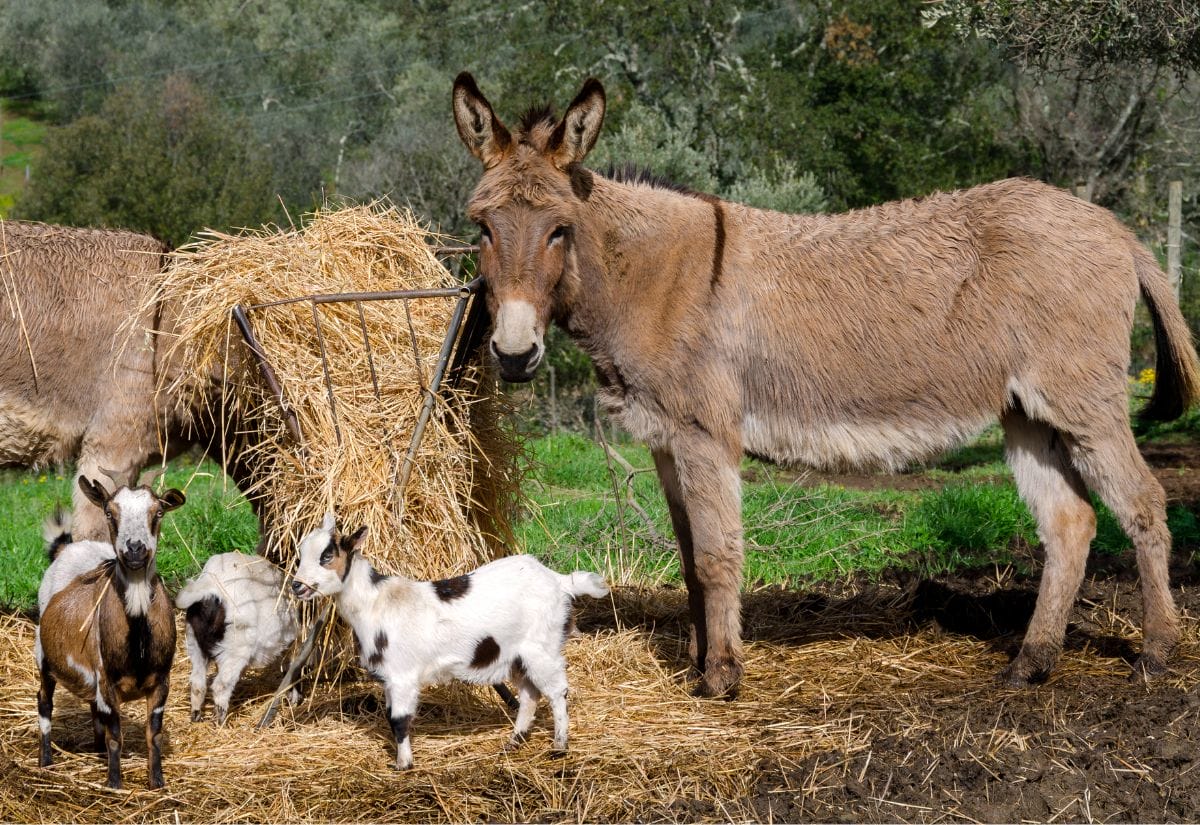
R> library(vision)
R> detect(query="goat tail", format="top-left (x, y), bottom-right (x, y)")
top-left (42, 507), bottom-right (72, 562)
top-left (1134, 244), bottom-right (1200, 422)
top-left (564, 571), bottom-right (610, 600)
top-left (175, 576), bottom-right (213, 611)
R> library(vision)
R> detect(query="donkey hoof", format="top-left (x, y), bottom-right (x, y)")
top-left (697, 658), bottom-right (742, 699)
top-left (997, 658), bottom-right (1051, 687)
top-left (1130, 655), bottom-right (1168, 682)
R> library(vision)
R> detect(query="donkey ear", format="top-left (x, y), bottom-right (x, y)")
top-left (453, 72), bottom-right (512, 167)
top-left (78, 476), bottom-right (111, 508)
top-left (549, 78), bottom-right (606, 168)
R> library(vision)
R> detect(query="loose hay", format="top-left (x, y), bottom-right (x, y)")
top-left (141, 202), bottom-right (524, 579)
top-left (4, 574), bottom-right (1200, 823)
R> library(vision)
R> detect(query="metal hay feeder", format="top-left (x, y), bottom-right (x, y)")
top-left (226, 245), bottom-right (499, 726)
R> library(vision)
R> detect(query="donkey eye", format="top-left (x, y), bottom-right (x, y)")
top-left (478, 223), bottom-right (493, 244)
top-left (548, 225), bottom-right (569, 245)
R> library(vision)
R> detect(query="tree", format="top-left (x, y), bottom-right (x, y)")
top-left (16, 76), bottom-right (276, 247)
top-left (926, 0), bottom-right (1200, 75)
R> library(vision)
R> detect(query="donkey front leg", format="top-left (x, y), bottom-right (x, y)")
top-left (652, 449), bottom-right (708, 673)
top-left (659, 435), bottom-right (746, 698)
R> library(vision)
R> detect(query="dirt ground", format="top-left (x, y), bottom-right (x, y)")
top-left (725, 438), bottom-right (1200, 823)
top-left (2, 442), bottom-right (1199, 823)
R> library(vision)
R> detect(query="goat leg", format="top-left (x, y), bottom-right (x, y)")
top-left (384, 682), bottom-right (419, 770)
top-left (36, 667), bottom-right (55, 767)
top-left (146, 680), bottom-right (169, 789)
top-left (97, 692), bottom-right (122, 789)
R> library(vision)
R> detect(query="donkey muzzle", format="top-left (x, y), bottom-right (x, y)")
top-left (491, 341), bottom-right (543, 382)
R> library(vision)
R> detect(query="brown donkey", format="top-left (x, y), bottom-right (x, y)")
top-left (453, 72), bottom-right (1200, 697)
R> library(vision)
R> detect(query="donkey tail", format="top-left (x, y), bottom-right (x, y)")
top-left (42, 507), bottom-right (73, 562)
top-left (1134, 245), bottom-right (1200, 422)
top-left (564, 571), bottom-right (610, 600)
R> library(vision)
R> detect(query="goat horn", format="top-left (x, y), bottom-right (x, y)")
top-left (138, 467), bottom-right (166, 488)
top-left (97, 467), bottom-right (125, 484)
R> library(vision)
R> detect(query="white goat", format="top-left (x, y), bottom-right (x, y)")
top-left (36, 477), bottom-right (185, 789)
top-left (291, 513), bottom-right (609, 769)
top-left (176, 552), bottom-right (299, 724)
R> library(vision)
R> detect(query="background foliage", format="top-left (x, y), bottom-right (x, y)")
top-left (0, 0), bottom-right (1197, 388)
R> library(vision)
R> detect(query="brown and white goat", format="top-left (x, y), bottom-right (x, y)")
top-left (35, 476), bottom-right (185, 789)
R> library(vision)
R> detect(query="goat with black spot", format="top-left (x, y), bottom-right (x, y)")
top-left (291, 512), bottom-right (609, 769)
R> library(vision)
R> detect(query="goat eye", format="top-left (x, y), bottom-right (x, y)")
top-left (320, 548), bottom-right (334, 565)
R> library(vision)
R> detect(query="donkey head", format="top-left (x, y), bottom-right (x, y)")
top-left (453, 72), bottom-right (606, 382)
top-left (78, 476), bottom-right (186, 571)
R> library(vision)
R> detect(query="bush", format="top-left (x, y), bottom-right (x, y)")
top-left (15, 76), bottom-right (276, 247)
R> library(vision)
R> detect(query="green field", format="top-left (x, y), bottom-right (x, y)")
top-left (4, 425), bottom-right (1196, 615)
top-left (0, 103), bottom-right (44, 217)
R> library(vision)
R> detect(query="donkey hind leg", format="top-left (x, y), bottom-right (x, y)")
top-left (1001, 412), bottom-right (1096, 685)
top-left (1065, 424), bottom-right (1179, 678)
top-left (656, 440), bottom-right (745, 698)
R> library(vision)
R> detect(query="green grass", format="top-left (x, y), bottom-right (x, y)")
top-left (0, 105), bottom-right (45, 217)
top-left (2, 428), bottom-right (1196, 613)
top-left (0, 458), bottom-right (258, 614)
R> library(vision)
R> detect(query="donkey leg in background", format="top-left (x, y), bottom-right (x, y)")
top-left (1000, 411), bottom-right (1096, 685)
top-left (652, 449), bottom-right (708, 671)
top-left (665, 431), bottom-right (745, 698)
top-left (1067, 422), bottom-right (1179, 677)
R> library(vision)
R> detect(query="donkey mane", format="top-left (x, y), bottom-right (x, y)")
top-left (600, 164), bottom-right (705, 198)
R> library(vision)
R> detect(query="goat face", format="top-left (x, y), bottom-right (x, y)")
top-left (78, 477), bottom-right (186, 571)
top-left (292, 512), bottom-right (368, 600)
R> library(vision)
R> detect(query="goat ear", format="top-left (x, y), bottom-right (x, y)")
top-left (341, 526), bottom-right (369, 554)
top-left (322, 511), bottom-right (336, 532)
top-left (78, 476), bottom-right (111, 508)
top-left (548, 78), bottom-right (605, 169)
top-left (158, 488), bottom-right (186, 512)
top-left (453, 72), bottom-right (512, 168)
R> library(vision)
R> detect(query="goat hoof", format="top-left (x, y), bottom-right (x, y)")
top-left (393, 760), bottom-right (413, 771)
top-left (190, 710), bottom-right (203, 723)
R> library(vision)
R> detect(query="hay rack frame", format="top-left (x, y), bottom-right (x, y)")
top-left (227, 244), bottom-right (502, 727)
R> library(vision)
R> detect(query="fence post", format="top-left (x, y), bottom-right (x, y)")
top-left (1168, 180), bottom-right (1183, 301)
top-left (547, 364), bottom-right (558, 434)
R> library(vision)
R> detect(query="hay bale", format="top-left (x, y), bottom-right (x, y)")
top-left (145, 202), bottom-right (524, 579)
